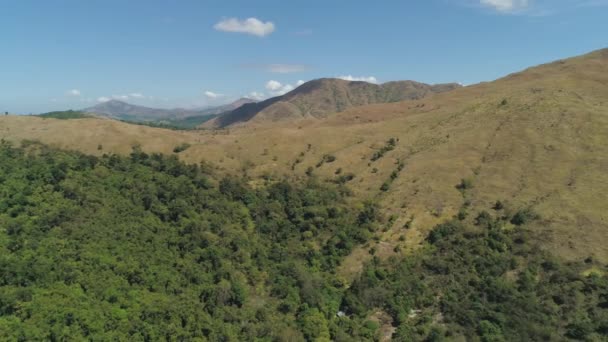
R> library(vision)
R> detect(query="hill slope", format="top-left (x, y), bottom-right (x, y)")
top-left (204, 79), bottom-right (461, 128)
top-left (2, 48), bottom-right (608, 266)
top-left (84, 98), bottom-right (255, 122)
top-left (38, 110), bottom-right (91, 120)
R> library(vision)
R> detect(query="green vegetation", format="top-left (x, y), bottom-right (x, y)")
top-left (457, 177), bottom-right (474, 192)
top-left (0, 140), bottom-right (605, 341)
top-left (173, 143), bottom-right (192, 153)
top-left (38, 110), bottom-right (90, 120)
top-left (371, 138), bottom-right (397, 162)
top-left (161, 114), bottom-right (218, 130)
top-left (0, 141), bottom-right (379, 341)
top-left (333, 173), bottom-right (356, 185)
top-left (116, 114), bottom-right (217, 131)
top-left (316, 154), bottom-right (337, 168)
top-left (379, 160), bottom-right (405, 192)
top-left (344, 212), bottom-right (608, 341)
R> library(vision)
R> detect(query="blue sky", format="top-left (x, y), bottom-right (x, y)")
top-left (1, 0), bottom-right (607, 113)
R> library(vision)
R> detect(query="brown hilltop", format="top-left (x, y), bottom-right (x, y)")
top-left (2, 48), bottom-right (608, 269)
top-left (203, 78), bottom-right (461, 128)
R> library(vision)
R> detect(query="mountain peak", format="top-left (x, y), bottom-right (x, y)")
top-left (204, 78), bottom-right (461, 128)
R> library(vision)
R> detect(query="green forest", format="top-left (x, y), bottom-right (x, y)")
top-left (0, 140), bottom-right (606, 341)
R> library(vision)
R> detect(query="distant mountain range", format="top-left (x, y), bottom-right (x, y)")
top-left (83, 98), bottom-right (255, 123)
top-left (203, 78), bottom-right (461, 128)
top-left (79, 78), bottom-right (460, 129)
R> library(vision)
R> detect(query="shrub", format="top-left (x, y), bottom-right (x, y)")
top-left (334, 173), bottom-right (355, 184)
top-left (173, 143), bottom-right (191, 153)
top-left (457, 178), bottom-right (474, 191)
top-left (371, 138), bottom-right (397, 161)
top-left (493, 200), bottom-right (504, 210)
top-left (510, 208), bottom-right (538, 226)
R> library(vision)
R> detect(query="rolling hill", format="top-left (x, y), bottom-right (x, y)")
top-left (203, 79), bottom-right (461, 128)
top-left (2, 48), bottom-right (608, 268)
top-left (83, 98), bottom-right (255, 123)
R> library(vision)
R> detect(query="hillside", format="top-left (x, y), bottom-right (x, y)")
top-left (204, 79), bottom-right (461, 128)
top-left (1, 142), bottom-right (605, 340)
top-left (2, 49), bottom-right (608, 268)
top-left (38, 110), bottom-right (92, 120)
top-left (83, 98), bottom-right (255, 123)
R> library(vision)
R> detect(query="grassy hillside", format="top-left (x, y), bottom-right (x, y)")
top-left (160, 113), bottom-right (219, 129)
top-left (2, 48), bottom-right (608, 269)
top-left (204, 79), bottom-right (461, 128)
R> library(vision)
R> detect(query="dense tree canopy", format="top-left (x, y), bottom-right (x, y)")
top-left (0, 141), bottom-right (378, 341)
top-left (0, 140), bottom-right (605, 341)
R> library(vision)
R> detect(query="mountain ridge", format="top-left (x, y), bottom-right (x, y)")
top-left (3, 48), bottom-right (608, 265)
top-left (83, 97), bottom-right (255, 122)
top-left (203, 78), bottom-right (462, 128)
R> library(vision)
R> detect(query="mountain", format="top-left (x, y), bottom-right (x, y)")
top-left (197, 97), bottom-right (255, 116)
top-left (203, 79), bottom-right (461, 128)
top-left (4, 48), bottom-right (608, 339)
top-left (83, 98), bottom-right (255, 123)
top-left (3, 48), bottom-right (608, 267)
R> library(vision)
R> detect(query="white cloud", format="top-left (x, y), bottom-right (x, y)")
top-left (248, 79), bottom-right (303, 101)
top-left (112, 95), bottom-right (129, 101)
top-left (338, 75), bottom-right (379, 84)
top-left (97, 97), bottom-right (110, 102)
top-left (204, 91), bottom-right (223, 99)
top-left (129, 93), bottom-right (144, 98)
top-left (480, 0), bottom-right (529, 12)
top-left (66, 89), bottom-right (81, 96)
top-left (265, 80), bottom-right (295, 96)
top-left (247, 91), bottom-right (265, 100)
top-left (265, 80), bottom-right (283, 92)
top-left (214, 17), bottom-right (275, 37)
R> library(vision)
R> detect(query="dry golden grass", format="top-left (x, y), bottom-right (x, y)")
top-left (2, 48), bottom-right (608, 269)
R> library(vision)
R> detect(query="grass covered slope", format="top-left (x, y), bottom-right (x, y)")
top-left (1, 48), bottom-right (608, 265)
top-left (204, 79), bottom-right (461, 128)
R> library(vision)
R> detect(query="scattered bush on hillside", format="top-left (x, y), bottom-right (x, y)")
top-left (345, 209), bottom-right (608, 341)
top-left (371, 138), bottom-right (397, 161)
top-left (334, 173), bottom-right (355, 184)
top-left (510, 207), bottom-right (539, 225)
top-left (493, 200), bottom-right (505, 210)
top-left (379, 159), bottom-right (405, 192)
top-left (316, 154), bottom-right (337, 168)
top-left (173, 142), bottom-right (191, 153)
top-left (457, 177), bottom-right (474, 192)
